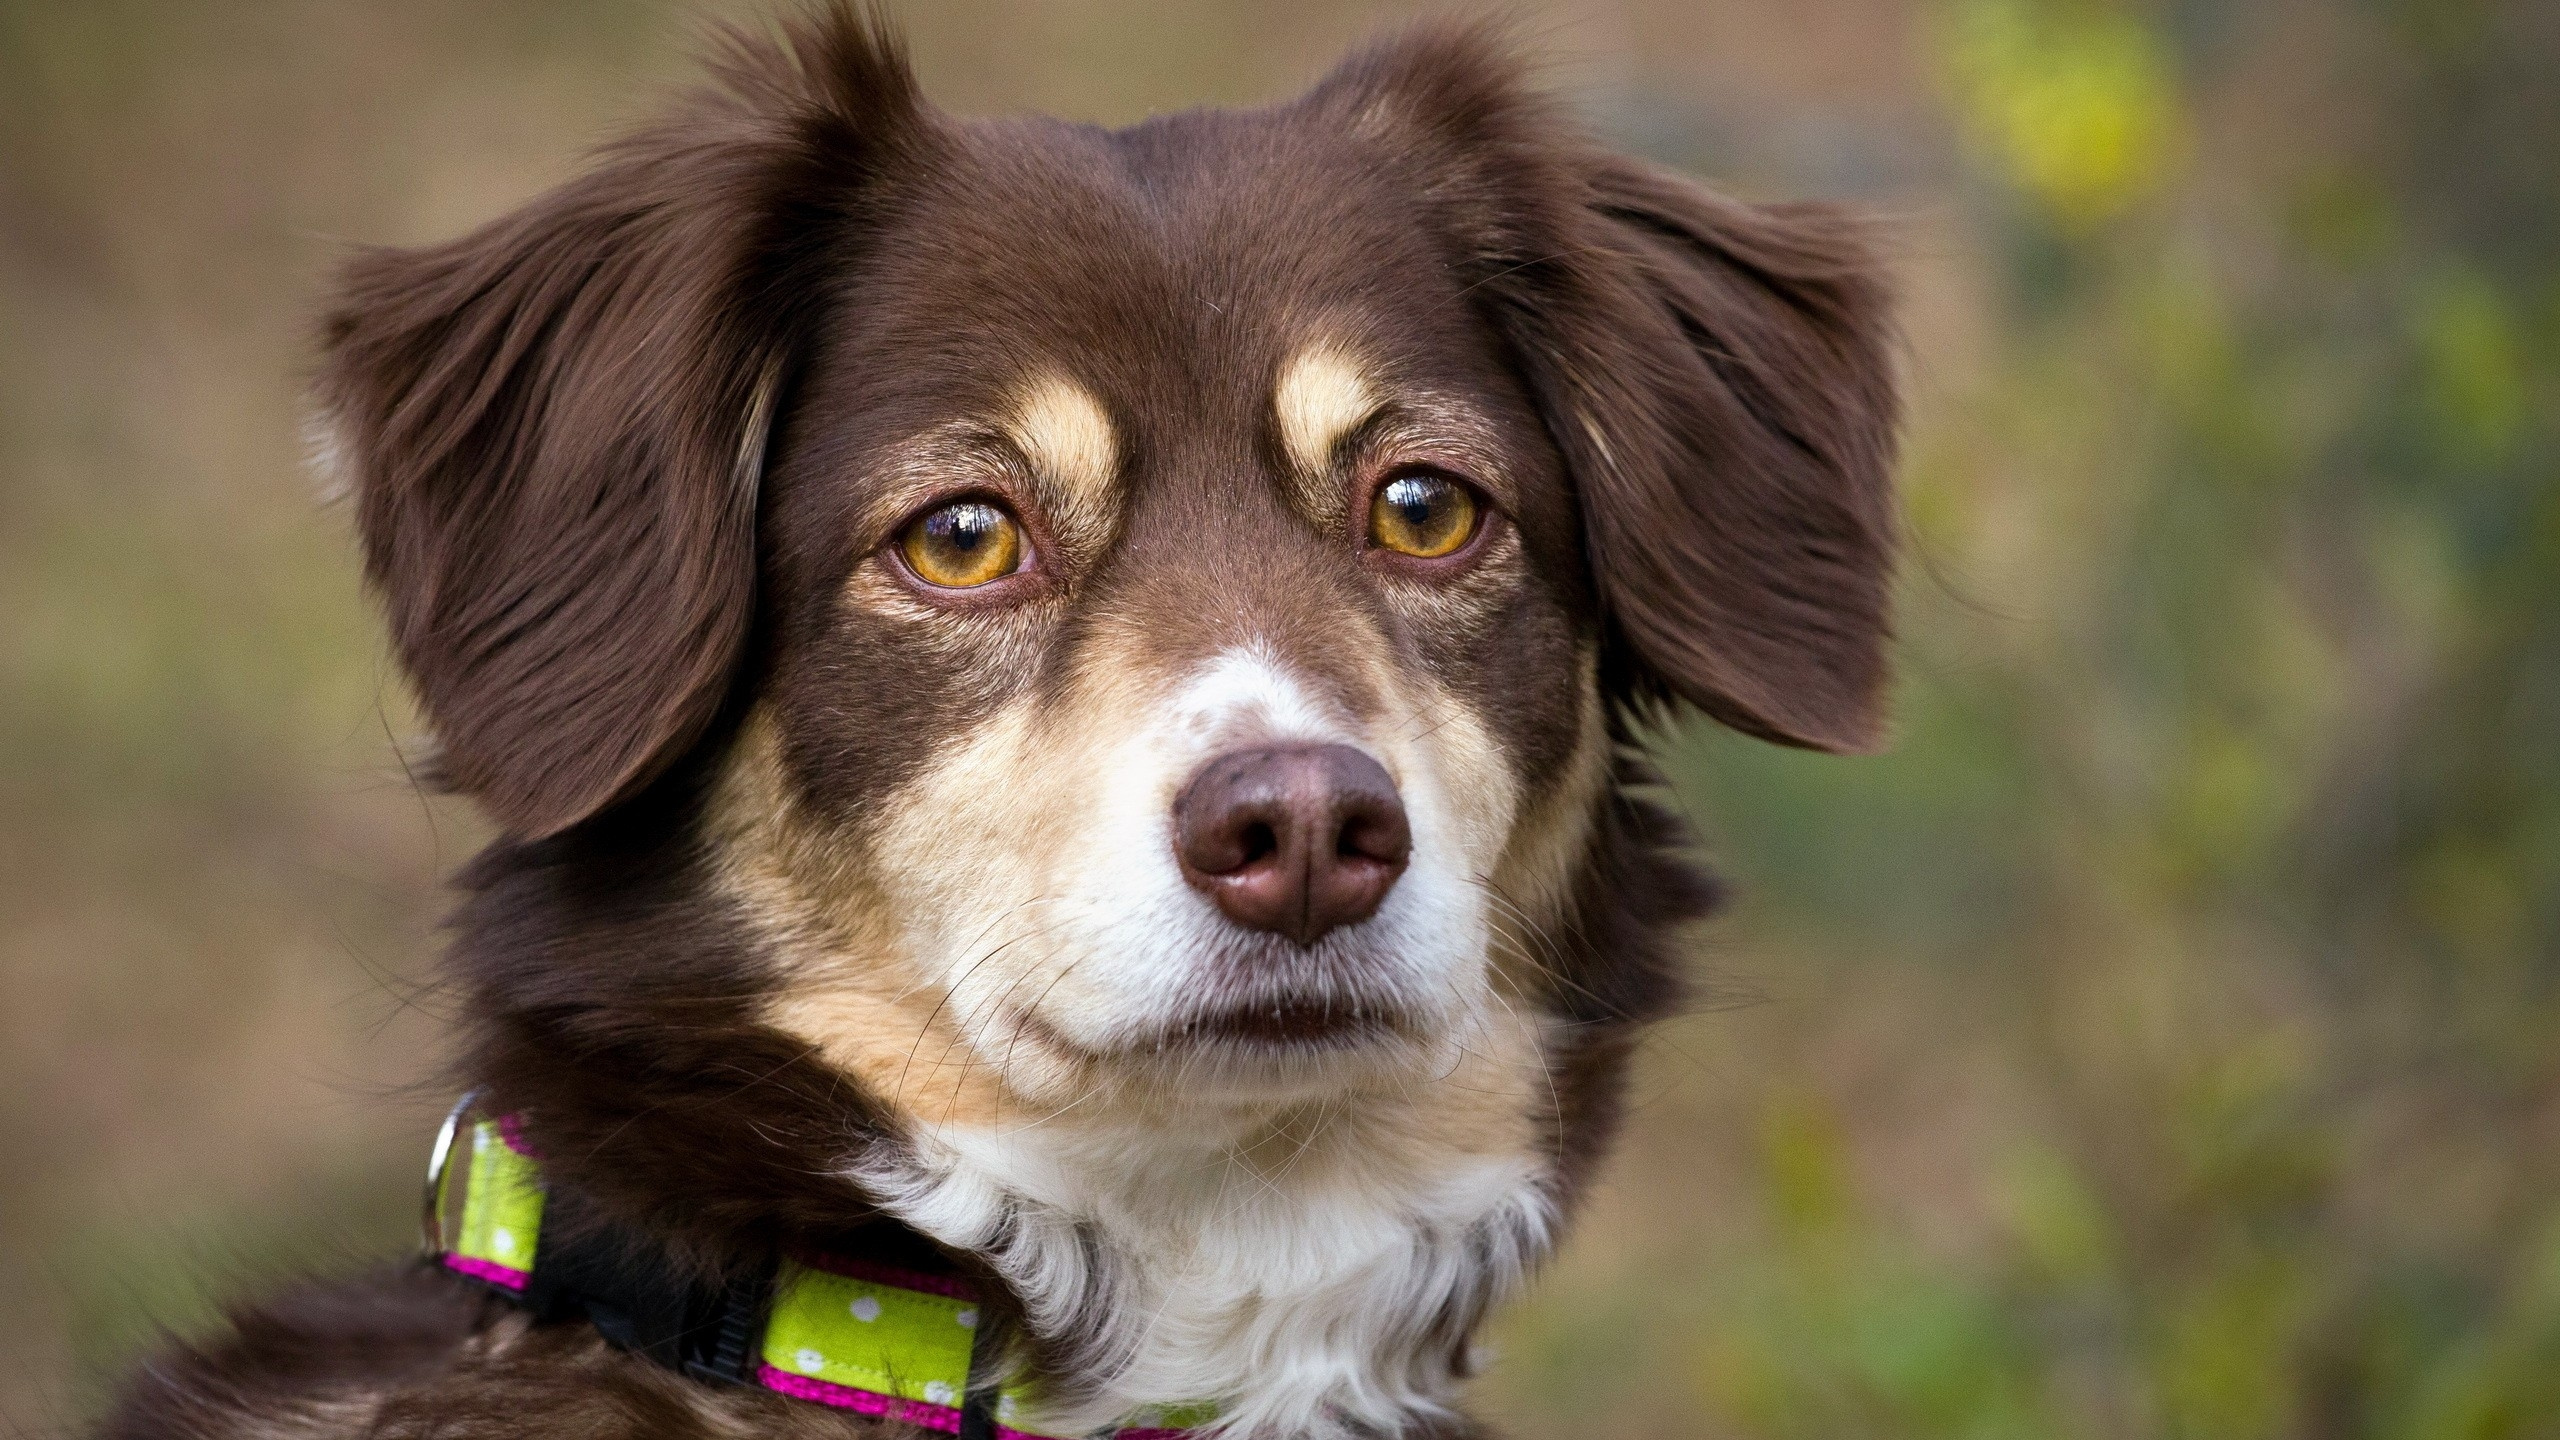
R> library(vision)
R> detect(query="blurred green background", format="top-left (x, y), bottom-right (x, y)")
top-left (4, 0), bottom-right (2556, 1435)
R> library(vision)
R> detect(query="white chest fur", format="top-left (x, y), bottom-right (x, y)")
top-left (856, 1096), bottom-right (1554, 1439)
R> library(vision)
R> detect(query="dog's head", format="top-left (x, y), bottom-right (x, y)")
top-left (318, 5), bottom-right (1892, 1250)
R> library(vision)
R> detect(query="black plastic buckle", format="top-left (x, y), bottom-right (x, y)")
top-left (681, 1266), bottom-right (773, 1386)
top-left (524, 1219), bottom-right (773, 1386)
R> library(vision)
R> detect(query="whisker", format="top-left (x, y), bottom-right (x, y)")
top-left (893, 904), bottom-right (1075, 1107)
top-left (976, 949), bottom-right (1100, 1129)
top-left (1469, 872), bottom-right (1717, 1086)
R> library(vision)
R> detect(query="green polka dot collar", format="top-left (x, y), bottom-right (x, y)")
top-left (425, 1101), bottom-right (1211, 1440)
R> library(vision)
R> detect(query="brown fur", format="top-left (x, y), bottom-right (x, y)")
top-left (105, 7), bottom-right (1896, 1437)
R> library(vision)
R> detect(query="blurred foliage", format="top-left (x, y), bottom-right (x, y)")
top-left (1495, 0), bottom-right (2560, 1435)
top-left (4, 0), bottom-right (2557, 1437)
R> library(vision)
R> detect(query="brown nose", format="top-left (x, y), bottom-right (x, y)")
top-left (1172, 744), bottom-right (1412, 946)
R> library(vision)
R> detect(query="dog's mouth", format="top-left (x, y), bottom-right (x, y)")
top-left (958, 916), bottom-right (1481, 1101)
top-left (1155, 995), bottom-right (1407, 1050)
top-left (999, 986), bottom-right (1426, 1073)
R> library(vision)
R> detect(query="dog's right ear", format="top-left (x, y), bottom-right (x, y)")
top-left (314, 10), bottom-right (924, 839)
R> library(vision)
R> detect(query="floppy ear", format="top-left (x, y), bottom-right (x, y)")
top-left (314, 10), bottom-right (923, 838)
top-left (1317, 26), bottom-right (1901, 751)
top-left (1539, 159), bottom-right (1900, 751)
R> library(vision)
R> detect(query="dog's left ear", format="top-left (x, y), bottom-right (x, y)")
top-left (1537, 158), bottom-right (1900, 751)
top-left (1320, 27), bottom-right (1901, 751)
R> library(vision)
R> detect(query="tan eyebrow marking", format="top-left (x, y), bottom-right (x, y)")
top-left (1004, 373), bottom-right (1119, 538)
top-left (1274, 341), bottom-right (1381, 525)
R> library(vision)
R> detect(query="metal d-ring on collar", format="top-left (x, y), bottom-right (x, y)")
top-left (420, 1087), bottom-right (481, 1253)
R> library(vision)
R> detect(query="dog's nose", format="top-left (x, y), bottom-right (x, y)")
top-left (1172, 744), bottom-right (1412, 946)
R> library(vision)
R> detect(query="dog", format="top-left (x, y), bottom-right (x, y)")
top-left (103, 8), bottom-right (1898, 1439)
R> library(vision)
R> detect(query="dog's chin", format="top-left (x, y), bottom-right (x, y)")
top-left (994, 1003), bottom-right (1438, 1107)
top-left (1125, 1030), bottom-right (1453, 1107)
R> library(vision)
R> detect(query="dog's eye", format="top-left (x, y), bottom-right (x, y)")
top-left (1367, 472), bottom-right (1480, 560)
top-left (899, 500), bottom-right (1025, 589)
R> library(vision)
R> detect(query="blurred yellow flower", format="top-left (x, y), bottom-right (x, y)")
top-left (1942, 0), bottom-right (2187, 227)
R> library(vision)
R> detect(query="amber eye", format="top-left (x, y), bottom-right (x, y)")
top-left (898, 500), bottom-right (1025, 589)
top-left (1367, 471), bottom-right (1481, 560)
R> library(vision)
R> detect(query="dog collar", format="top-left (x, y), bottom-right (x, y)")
top-left (424, 1097), bottom-right (1210, 1440)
